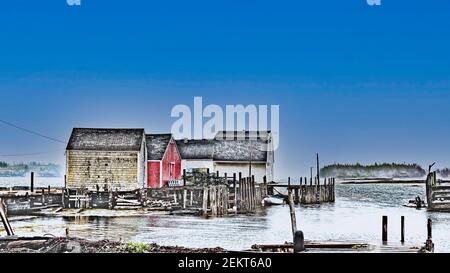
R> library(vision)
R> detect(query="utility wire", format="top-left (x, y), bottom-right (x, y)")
top-left (0, 119), bottom-right (66, 144)
top-left (0, 149), bottom-right (65, 157)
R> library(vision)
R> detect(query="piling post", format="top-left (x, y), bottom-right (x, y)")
top-left (382, 216), bottom-right (388, 243)
top-left (245, 177), bottom-right (249, 211)
top-left (401, 216), bottom-right (405, 243)
top-left (426, 218), bottom-right (434, 252)
top-left (183, 169), bottom-right (187, 187)
top-left (251, 175), bottom-right (256, 210)
top-left (263, 175), bottom-right (267, 197)
top-left (233, 173), bottom-right (237, 211)
top-left (48, 185), bottom-right (51, 194)
top-left (64, 175), bottom-right (67, 189)
top-left (427, 219), bottom-right (432, 240)
top-left (287, 187), bottom-right (297, 237)
top-left (30, 172), bottom-right (34, 193)
top-left (293, 231), bottom-right (306, 253)
top-left (202, 187), bottom-right (209, 216)
top-left (247, 177), bottom-right (251, 211)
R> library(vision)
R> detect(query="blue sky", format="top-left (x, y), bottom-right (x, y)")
top-left (1, 1), bottom-right (450, 178)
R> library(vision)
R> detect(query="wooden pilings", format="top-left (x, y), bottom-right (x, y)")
top-left (287, 187), bottom-right (297, 237)
top-left (30, 172), bottom-right (34, 193)
top-left (426, 218), bottom-right (434, 252)
top-left (401, 216), bottom-right (405, 243)
top-left (267, 177), bottom-right (335, 205)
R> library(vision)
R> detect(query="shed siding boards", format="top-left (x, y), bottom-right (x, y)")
top-left (146, 134), bottom-right (182, 188)
top-left (181, 160), bottom-right (215, 174)
top-left (66, 128), bottom-right (147, 191)
top-left (66, 150), bottom-right (141, 190)
top-left (160, 141), bottom-right (182, 187)
top-left (214, 162), bottom-right (267, 182)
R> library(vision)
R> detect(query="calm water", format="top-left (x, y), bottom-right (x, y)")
top-left (0, 176), bottom-right (63, 188)
top-left (6, 183), bottom-right (450, 252)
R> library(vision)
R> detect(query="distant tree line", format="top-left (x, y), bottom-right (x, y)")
top-left (320, 163), bottom-right (427, 178)
top-left (0, 161), bottom-right (62, 177)
top-left (437, 168), bottom-right (450, 177)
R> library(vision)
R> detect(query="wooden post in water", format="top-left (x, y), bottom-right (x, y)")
top-left (287, 187), bottom-right (297, 237)
top-left (183, 169), bottom-right (187, 187)
top-left (426, 218), bottom-right (434, 252)
top-left (30, 172), bottom-right (34, 193)
top-left (427, 219), bottom-right (432, 240)
top-left (401, 216), bottom-right (405, 243)
top-left (382, 216), bottom-right (388, 243)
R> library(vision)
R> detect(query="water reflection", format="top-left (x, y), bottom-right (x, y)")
top-left (8, 184), bottom-right (450, 252)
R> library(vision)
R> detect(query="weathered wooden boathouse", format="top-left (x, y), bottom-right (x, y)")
top-left (176, 131), bottom-right (274, 183)
top-left (66, 128), bottom-right (147, 191)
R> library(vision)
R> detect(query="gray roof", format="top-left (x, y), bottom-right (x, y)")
top-left (213, 138), bottom-right (268, 162)
top-left (215, 131), bottom-right (271, 141)
top-left (176, 139), bottom-right (215, 160)
top-left (176, 136), bottom-right (269, 162)
top-left (146, 134), bottom-right (173, 160)
top-left (67, 128), bottom-right (145, 151)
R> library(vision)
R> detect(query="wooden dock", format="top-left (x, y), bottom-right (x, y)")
top-left (267, 177), bottom-right (336, 204)
top-left (426, 171), bottom-right (450, 211)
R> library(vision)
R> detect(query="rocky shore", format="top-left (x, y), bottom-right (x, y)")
top-left (0, 237), bottom-right (227, 253)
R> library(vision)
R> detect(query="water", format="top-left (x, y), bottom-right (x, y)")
top-left (0, 176), bottom-right (64, 188)
top-left (5, 183), bottom-right (450, 252)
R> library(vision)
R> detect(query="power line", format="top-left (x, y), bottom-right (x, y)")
top-left (0, 149), bottom-right (65, 157)
top-left (0, 119), bottom-right (66, 144)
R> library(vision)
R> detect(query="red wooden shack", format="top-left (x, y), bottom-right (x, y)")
top-left (146, 134), bottom-right (181, 188)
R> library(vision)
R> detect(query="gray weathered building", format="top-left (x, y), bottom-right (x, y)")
top-left (66, 128), bottom-right (147, 191)
top-left (176, 131), bottom-right (274, 182)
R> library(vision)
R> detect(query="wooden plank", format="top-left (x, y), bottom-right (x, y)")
top-left (0, 198), bottom-right (14, 236)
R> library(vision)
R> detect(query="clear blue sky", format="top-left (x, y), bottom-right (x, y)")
top-left (1, 1), bottom-right (450, 178)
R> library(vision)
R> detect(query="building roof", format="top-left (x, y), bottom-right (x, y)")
top-left (176, 131), bottom-right (271, 162)
top-left (146, 134), bottom-right (173, 160)
top-left (67, 128), bottom-right (145, 151)
top-left (215, 131), bottom-right (271, 141)
top-left (175, 139), bottom-right (215, 160)
top-left (213, 138), bottom-right (268, 162)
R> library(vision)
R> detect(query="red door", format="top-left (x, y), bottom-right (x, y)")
top-left (148, 162), bottom-right (161, 188)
